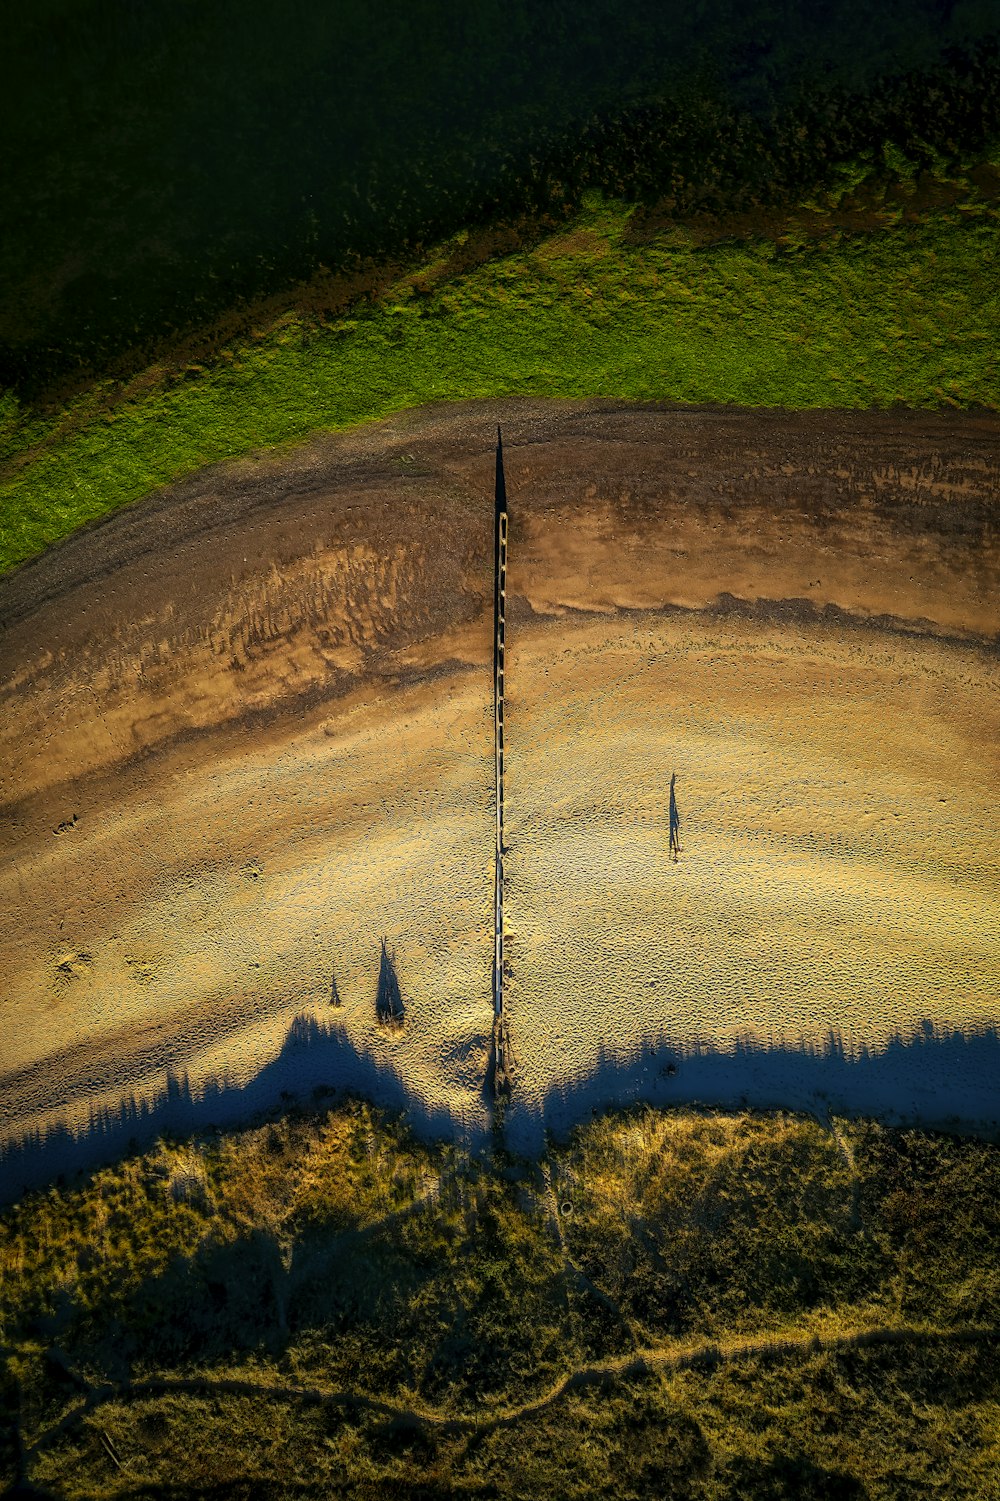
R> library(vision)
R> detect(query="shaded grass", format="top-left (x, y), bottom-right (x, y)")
top-left (1, 183), bottom-right (998, 577)
top-left (1, 1101), bottom-right (998, 1496)
top-left (5, 4), bottom-right (995, 397)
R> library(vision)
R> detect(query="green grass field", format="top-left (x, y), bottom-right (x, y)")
top-left (1, 180), bottom-right (998, 578)
top-left (2, 1102), bottom-right (998, 1498)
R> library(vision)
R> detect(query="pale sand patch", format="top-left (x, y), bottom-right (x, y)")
top-left (502, 613), bottom-right (999, 1142)
top-left (1, 609), bottom-right (996, 1150)
top-left (0, 669), bottom-right (495, 1142)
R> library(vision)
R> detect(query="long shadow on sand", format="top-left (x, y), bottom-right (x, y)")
top-left (505, 1022), bottom-right (1000, 1155)
top-left (2, 1018), bottom-right (998, 1205)
top-left (0, 1014), bottom-right (458, 1207)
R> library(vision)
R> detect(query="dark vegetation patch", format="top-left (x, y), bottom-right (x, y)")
top-left (2, 7), bottom-right (999, 575)
top-left (1, 1103), bottom-right (997, 1496)
top-left (2, 1), bottom-right (998, 400)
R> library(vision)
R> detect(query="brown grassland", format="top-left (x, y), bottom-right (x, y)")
top-left (1, 1101), bottom-right (998, 1498)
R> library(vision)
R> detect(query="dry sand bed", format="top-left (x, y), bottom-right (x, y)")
top-left (1, 672), bottom-right (497, 1142)
top-left (1, 399), bottom-right (998, 1157)
top-left (503, 611), bottom-right (999, 1142)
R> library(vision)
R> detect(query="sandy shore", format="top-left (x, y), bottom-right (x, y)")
top-left (1, 398), bottom-right (998, 1161)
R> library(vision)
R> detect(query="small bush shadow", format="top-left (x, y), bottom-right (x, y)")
top-left (376, 936), bottom-right (405, 1027)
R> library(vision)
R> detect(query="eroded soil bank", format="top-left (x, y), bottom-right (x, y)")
top-left (1, 398), bottom-right (998, 1156)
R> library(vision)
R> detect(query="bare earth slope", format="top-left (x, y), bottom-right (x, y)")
top-left (1, 399), bottom-right (998, 1160)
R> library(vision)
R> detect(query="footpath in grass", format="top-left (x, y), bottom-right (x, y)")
top-left (0, 190), bottom-right (997, 576)
top-left (3, 1103), bottom-right (999, 1498)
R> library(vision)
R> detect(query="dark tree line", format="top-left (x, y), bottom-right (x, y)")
top-left (1, 0), bottom-right (997, 396)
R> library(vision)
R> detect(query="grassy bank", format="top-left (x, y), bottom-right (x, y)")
top-left (2, 1102), bottom-right (998, 1497)
top-left (4, 4), bottom-right (996, 393)
top-left (1, 179), bottom-right (998, 578)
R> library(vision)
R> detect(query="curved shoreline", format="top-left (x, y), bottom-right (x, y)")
top-left (4, 397), bottom-right (999, 633)
top-left (1, 398), bottom-right (998, 1164)
top-left (2, 397), bottom-right (998, 808)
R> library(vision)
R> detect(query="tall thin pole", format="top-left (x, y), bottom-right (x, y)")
top-left (492, 427), bottom-right (512, 1092)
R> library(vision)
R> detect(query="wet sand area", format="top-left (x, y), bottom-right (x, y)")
top-left (1, 398), bottom-right (998, 1158)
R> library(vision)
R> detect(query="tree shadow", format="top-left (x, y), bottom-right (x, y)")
top-left (4, 1011), bottom-right (998, 1207)
top-left (376, 936), bottom-right (405, 1026)
top-left (0, 1012), bottom-right (461, 1208)
top-left (505, 1021), bottom-right (1000, 1155)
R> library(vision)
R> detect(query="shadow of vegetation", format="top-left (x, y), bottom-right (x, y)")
top-left (4, 1017), bottom-right (998, 1206)
top-left (107, 1177), bottom-right (442, 1376)
top-left (725, 1451), bottom-right (868, 1500)
top-left (0, 1014), bottom-right (458, 1208)
top-left (99, 1488), bottom-right (362, 1501)
top-left (376, 936), bottom-right (405, 1025)
top-left (506, 1022), bottom-right (1000, 1155)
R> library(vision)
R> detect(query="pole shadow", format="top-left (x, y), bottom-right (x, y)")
top-left (375, 936), bottom-right (405, 1026)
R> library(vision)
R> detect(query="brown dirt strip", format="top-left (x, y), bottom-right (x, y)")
top-left (2, 397), bottom-right (998, 815)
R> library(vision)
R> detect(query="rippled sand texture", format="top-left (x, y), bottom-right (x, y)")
top-left (0, 671), bottom-right (496, 1143)
top-left (1, 398), bottom-right (998, 1151)
top-left (504, 613), bottom-right (999, 1108)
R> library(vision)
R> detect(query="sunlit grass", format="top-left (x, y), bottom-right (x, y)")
top-left (1, 191), bottom-right (997, 576)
